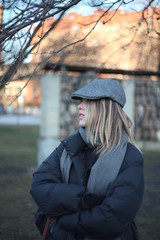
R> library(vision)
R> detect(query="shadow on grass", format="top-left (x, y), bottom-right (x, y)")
top-left (0, 125), bottom-right (159, 240)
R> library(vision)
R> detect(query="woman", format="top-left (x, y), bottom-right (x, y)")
top-left (30, 79), bottom-right (144, 240)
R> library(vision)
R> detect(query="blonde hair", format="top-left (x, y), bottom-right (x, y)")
top-left (86, 99), bottom-right (137, 154)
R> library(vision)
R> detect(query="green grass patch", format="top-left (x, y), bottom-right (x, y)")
top-left (136, 151), bottom-right (160, 240)
top-left (0, 125), bottom-right (40, 240)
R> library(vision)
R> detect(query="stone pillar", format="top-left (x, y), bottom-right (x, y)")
top-left (38, 73), bottom-right (61, 166)
top-left (122, 79), bottom-right (135, 129)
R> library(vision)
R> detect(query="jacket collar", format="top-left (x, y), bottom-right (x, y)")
top-left (61, 131), bottom-right (86, 157)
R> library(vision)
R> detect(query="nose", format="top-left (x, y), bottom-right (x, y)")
top-left (78, 102), bottom-right (84, 110)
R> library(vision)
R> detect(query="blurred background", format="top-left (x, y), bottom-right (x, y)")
top-left (0, 0), bottom-right (160, 239)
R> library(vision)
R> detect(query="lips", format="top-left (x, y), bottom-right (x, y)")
top-left (79, 113), bottom-right (85, 119)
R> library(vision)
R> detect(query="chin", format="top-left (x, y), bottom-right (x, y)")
top-left (79, 121), bottom-right (86, 127)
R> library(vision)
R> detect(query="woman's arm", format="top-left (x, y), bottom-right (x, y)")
top-left (30, 143), bottom-right (85, 218)
top-left (58, 145), bottom-right (144, 239)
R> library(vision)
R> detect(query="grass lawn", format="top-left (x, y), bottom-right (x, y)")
top-left (136, 150), bottom-right (160, 240)
top-left (0, 125), bottom-right (159, 240)
top-left (0, 125), bottom-right (40, 240)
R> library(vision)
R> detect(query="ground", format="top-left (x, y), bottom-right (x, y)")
top-left (0, 125), bottom-right (159, 240)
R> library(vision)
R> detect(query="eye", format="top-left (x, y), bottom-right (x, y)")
top-left (77, 99), bottom-right (82, 105)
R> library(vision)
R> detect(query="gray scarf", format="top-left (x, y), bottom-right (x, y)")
top-left (60, 127), bottom-right (128, 196)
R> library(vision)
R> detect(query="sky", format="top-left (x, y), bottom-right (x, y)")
top-left (67, 0), bottom-right (160, 15)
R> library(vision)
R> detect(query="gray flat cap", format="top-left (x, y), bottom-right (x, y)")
top-left (71, 79), bottom-right (126, 107)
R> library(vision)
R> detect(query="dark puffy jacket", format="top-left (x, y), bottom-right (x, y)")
top-left (30, 131), bottom-right (144, 240)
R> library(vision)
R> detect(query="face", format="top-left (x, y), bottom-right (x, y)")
top-left (77, 99), bottom-right (88, 127)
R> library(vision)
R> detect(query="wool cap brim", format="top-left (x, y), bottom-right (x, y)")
top-left (71, 79), bottom-right (126, 107)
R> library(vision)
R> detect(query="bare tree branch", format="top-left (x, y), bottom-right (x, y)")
top-left (0, 0), bottom-right (81, 89)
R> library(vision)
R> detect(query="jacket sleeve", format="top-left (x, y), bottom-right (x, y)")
top-left (58, 145), bottom-right (144, 239)
top-left (30, 143), bottom-right (86, 218)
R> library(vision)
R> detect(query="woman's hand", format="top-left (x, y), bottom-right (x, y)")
top-left (81, 193), bottom-right (105, 209)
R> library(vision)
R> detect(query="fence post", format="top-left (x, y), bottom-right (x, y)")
top-left (122, 79), bottom-right (135, 129)
top-left (38, 73), bottom-right (61, 166)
